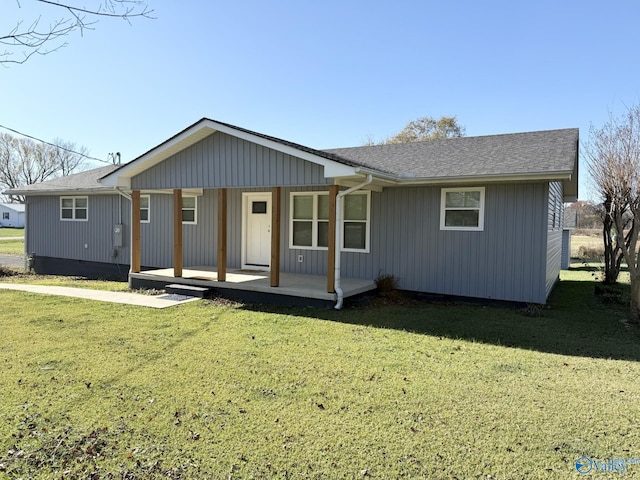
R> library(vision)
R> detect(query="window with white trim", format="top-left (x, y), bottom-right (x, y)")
top-left (2, 212), bottom-right (9, 220)
top-left (60, 196), bottom-right (88, 221)
top-left (440, 187), bottom-right (485, 231)
top-left (140, 195), bottom-right (150, 223)
top-left (182, 196), bottom-right (197, 224)
top-left (342, 192), bottom-right (370, 251)
top-left (289, 191), bottom-right (370, 252)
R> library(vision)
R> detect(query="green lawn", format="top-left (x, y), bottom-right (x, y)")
top-left (0, 239), bottom-right (24, 255)
top-left (0, 228), bottom-right (25, 255)
top-left (0, 271), bottom-right (638, 478)
top-left (0, 228), bottom-right (24, 238)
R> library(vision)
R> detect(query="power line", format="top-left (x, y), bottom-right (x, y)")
top-left (0, 123), bottom-right (111, 164)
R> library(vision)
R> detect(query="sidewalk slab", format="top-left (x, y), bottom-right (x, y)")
top-left (0, 283), bottom-right (199, 308)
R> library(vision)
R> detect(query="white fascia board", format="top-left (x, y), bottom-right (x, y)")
top-left (367, 171), bottom-right (574, 187)
top-left (9, 188), bottom-right (119, 196)
top-left (208, 121), bottom-right (359, 178)
top-left (101, 119), bottom-right (361, 187)
top-left (100, 123), bottom-right (217, 186)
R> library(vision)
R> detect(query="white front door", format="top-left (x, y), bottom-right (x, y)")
top-left (244, 193), bottom-right (271, 269)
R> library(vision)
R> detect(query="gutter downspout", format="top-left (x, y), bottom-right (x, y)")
top-left (334, 174), bottom-right (372, 310)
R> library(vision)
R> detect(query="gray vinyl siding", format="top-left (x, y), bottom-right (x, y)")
top-left (345, 183), bottom-right (549, 303)
top-left (135, 183), bottom-right (549, 303)
top-left (27, 182), bottom-right (553, 303)
top-left (545, 181), bottom-right (563, 297)
top-left (25, 194), bottom-right (130, 266)
top-left (561, 230), bottom-right (571, 269)
top-left (131, 132), bottom-right (332, 190)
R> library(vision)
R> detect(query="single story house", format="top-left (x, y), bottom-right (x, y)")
top-left (6, 118), bottom-right (578, 307)
top-left (0, 203), bottom-right (25, 228)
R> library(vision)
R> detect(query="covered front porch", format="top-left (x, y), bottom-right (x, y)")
top-left (130, 266), bottom-right (376, 307)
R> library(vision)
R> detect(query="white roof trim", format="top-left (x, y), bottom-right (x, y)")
top-left (100, 119), bottom-right (358, 188)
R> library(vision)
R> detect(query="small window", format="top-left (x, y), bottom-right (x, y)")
top-left (252, 201), bottom-right (267, 214)
top-left (440, 187), bottom-right (484, 231)
top-left (140, 195), bottom-right (150, 223)
top-left (60, 196), bottom-right (88, 221)
top-left (182, 196), bottom-right (197, 224)
top-left (2, 212), bottom-right (9, 220)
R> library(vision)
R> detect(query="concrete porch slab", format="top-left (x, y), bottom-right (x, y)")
top-left (130, 267), bottom-right (376, 305)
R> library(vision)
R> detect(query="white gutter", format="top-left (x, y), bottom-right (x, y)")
top-left (115, 186), bottom-right (132, 201)
top-left (334, 174), bottom-right (372, 310)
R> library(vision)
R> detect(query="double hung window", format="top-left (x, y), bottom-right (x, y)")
top-left (440, 187), bottom-right (485, 231)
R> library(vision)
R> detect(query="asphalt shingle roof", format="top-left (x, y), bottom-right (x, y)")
top-left (5, 165), bottom-right (119, 194)
top-left (325, 128), bottom-right (578, 179)
top-left (5, 126), bottom-right (578, 194)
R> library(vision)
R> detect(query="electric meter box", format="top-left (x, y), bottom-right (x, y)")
top-left (114, 224), bottom-right (123, 247)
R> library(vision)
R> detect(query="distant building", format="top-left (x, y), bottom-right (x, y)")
top-left (0, 203), bottom-right (25, 228)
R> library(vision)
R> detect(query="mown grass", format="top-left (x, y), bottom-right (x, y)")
top-left (0, 239), bottom-right (24, 255)
top-left (0, 228), bottom-right (24, 255)
top-left (0, 271), bottom-right (639, 478)
top-left (0, 272), bottom-right (130, 292)
top-left (0, 228), bottom-right (24, 238)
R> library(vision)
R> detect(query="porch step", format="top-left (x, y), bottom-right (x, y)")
top-left (165, 284), bottom-right (211, 298)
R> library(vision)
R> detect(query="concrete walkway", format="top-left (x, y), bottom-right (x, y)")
top-left (0, 283), bottom-right (200, 309)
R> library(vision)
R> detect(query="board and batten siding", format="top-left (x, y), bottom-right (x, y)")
top-left (26, 182), bottom-right (553, 304)
top-left (342, 182), bottom-right (549, 303)
top-left (26, 195), bottom-right (130, 265)
top-left (131, 131), bottom-right (332, 190)
top-left (545, 181), bottom-right (564, 297)
top-left (139, 189), bottom-right (243, 269)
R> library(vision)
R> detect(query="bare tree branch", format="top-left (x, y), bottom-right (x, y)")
top-left (584, 104), bottom-right (640, 321)
top-left (1, 0), bottom-right (154, 65)
top-left (0, 132), bottom-right (87, 202)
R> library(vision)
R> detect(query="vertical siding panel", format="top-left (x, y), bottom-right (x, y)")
top-left (131, 132), bottom-right (331, 189)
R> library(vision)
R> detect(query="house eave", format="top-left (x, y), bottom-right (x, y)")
top-left (5, 187), bottom-right (119, 196)
top-left (340, 168), bottom-right (576, 191)
top-left (100, 118), bottom-right (360, 188)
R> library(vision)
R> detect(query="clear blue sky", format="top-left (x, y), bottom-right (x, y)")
top-left (2, 0), bottom-right (640, 200)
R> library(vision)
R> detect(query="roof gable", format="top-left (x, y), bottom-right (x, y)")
top-left (100, 118), bottom-right (361, 188)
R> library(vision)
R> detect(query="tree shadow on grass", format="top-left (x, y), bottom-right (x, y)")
top-left (239, 280), bottom-right (640, 362)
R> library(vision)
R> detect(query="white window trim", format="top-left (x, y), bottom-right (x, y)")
top-left (182, 195), bottom-right (197, 225)
top-left (341, 190), bottom-right (371, 253)
top-left (440, 187), bottom-right (485, 231)
top-left (60, 196), bottom-right (89, 222)
top-left (140, 195), bottom-right (150, 224)
top-left (289, 192), bottom-right (327, 250)
top-left (289, 190), bottom-right (371, 253)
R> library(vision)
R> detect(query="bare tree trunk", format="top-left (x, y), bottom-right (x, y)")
top-left (631, 278), bottom-right (640, 324)
top-left (602, 196), bottom-right (623, 283)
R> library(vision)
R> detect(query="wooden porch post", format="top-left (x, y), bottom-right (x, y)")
top-left (270, 186), bottom-right (281, 287)
top-left (173, 189), bottom-right (183, 277)
top-left (217, 188), bottom-right (227, 282)
top-left (327, 185), bottom-right (339, 293)
top-left (131, 190), bottom-right (141, 273)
